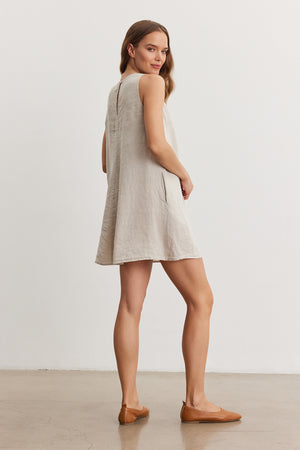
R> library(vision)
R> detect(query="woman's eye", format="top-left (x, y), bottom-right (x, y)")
top-left (147, 48), bottom-right (168, 54)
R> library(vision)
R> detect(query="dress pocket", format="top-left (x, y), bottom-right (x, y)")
top-left (161, 169), bottom-right (182, 206)
top-left (161, 170), bottom-right (168, 203)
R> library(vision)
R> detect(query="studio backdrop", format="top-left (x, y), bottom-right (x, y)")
top-left (0, 1), bottom-right (299, 373)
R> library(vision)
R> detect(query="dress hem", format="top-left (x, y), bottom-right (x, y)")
top-left (94, 254), bottom-right (202, 266)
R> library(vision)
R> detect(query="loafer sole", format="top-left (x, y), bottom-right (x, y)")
top-left (119, 413), bottom-right (149, 425)
top-left (181, 417), bottom-right (241, 423)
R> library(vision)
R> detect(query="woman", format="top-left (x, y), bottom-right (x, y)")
top-left (95, 20), bottom-right (242, 425)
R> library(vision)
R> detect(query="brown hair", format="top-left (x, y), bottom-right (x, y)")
top-left (120, 20), bottom-right (175, 101)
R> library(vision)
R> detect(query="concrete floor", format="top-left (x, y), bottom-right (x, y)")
top-left (0, 370), bottom-right (299, 450)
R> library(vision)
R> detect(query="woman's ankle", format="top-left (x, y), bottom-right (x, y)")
top-left (122, 398), bottom-right (140, 408)
top-left (185, 391), bottom-right (207, 407)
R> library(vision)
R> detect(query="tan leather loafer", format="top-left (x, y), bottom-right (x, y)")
top-left (180, 400), bottom-right (242, 423)
top-left (118, 403), bottom-right (150, 424)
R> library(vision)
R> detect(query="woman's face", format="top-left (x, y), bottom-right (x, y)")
top-left (129, 31), bottom-right (169, 74)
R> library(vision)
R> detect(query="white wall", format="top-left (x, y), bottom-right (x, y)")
top-left (0, 0), bottom-right (299, 372)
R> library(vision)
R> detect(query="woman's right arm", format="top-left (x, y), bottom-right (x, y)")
top-left (141, 74), bottom-right (193, 198)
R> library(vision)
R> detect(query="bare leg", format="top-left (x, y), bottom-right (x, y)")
top-left (113, 260), bottom-right (153, 409)
top-left (161, 257), bottom-right (221, 411)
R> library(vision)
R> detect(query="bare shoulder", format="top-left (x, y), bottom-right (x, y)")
top-left (140, 73), bottom-right (165, 85)
top-left (139, 74), bottom-right (165, 105)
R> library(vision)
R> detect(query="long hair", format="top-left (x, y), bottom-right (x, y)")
top-left (120, 20), bottom-right (175, 101)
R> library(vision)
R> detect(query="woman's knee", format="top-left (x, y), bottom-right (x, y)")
top-left (119, 294), bottom-right (146, 317)
top-left (186, 285), bottom-right (214, 314)
top-left (119, 260), bottom-right (152, 317)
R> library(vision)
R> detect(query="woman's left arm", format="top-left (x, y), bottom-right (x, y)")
top-left (102, 131), bottom-right (107, 173)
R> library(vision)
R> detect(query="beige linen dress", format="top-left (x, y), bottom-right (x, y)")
top-left (94, 72), bottom-right (201, 265)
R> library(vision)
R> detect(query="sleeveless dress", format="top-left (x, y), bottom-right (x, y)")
top-left (94, 72), bottom-right (202, 266)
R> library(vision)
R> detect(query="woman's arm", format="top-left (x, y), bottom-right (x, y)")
top-left (102, 131), bottom-right (107, 173)
top-left (141, 75), bottom-right (189, 182)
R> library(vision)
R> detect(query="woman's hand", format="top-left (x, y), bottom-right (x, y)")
top-left (180, 175), bottom-right (193, 200)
